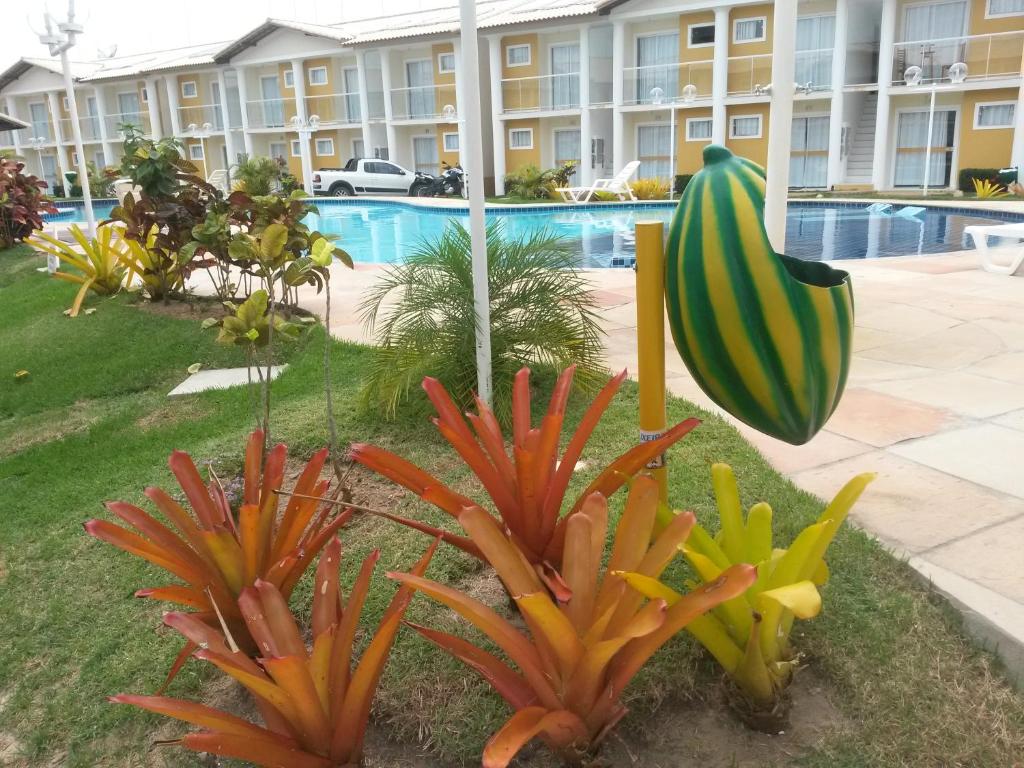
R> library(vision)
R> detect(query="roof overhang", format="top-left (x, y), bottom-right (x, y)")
top-left (0, 111), bottom-right (29, 131)
top-left (214, 19), bottom-right (353, 63)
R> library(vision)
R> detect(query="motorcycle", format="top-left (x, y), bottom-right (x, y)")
top-left (409, 162), bottom-right (466, 198)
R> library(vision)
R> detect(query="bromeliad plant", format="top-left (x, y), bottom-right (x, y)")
top-left (350, 365), bottom-right (699, 597)
top-left (113, 535), bottom-right (438, 767)
top-left (85, 430), bottom-right (350, 677)
top-left (390, 476), bottom-right (757, 767)
top-left (621, 463), bottom-right (875, 731)
top-left (28, 224), bottom-right (132, 316)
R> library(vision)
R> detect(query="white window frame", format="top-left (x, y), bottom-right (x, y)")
top-left (986, 0), bottom-right (1024, 18)
top-left (437, 52), bottom-right (456, 74)
top-left (686, 116), bottom-right (714, 142)
top-left (308, 66), bottom-right (329, 87)
top-left (269, 141), bottom-right (287, 160)
top-left (733, 16), bottom-right (768, 44)
top-left (443, 131), bottom-right (460, 152)
top-left (290, 139), bottom-right (302, 157)
top-left (891, 105), bottom-right (961, 189)
top-left (729, 113), bottom-right (763, 139)
top-left (508, 127), bottom-right (534, 149)
top-left (315, 137), bottom-right (335, 156)
top-left (71, 150), bottom-right (79, 166)
top-left (283, 69), bottom-right (295, 89)
top-left (188, 143), bottom-right (204, 161)
top-left (62, 96), bottom-right (70, 111)
top-left (181, 80), bottom-right (198, 99)
top-left (688, 22), bottom-right (716, 49)
top-left (141, 86), bottom-right (149, 103)
top-left (506, 43), bottom-right (532, 68)
top-left (973, 100), bottom-right (1015, 129)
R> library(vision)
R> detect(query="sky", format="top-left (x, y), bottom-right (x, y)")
top-left (4, 0), bottom-right (450, 69)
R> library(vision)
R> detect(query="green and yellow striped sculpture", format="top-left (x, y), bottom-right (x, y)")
top-left (665, 145), bottom-right (853, 445)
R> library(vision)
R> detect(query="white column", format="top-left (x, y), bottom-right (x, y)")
top-left (579, 25), bottom-right (592, 187)
top-left (1011, 45), bottom-right (1024, 173)
top-left (871, 0), bottom-right (898, 191)
top-left (453, 38), bottom-right (467, 165)
top-left (234, 67), bottom-right (255, 156)
top-left (217, 68), bottom-right (237, 165)
top-left (379, 48), bottom-right (398, 159)
top-left (826, 0), bottom-right (849, 188)
top-left (763, 0), bottom-right (797, 251)
top-left (145, 77), bottom-right (162, 139)
top-left (165, 76), bottom-right (182, 137)
top-left (46, 91), bottom-right (71, 193)
top-left (5, 97), bottom-right (23, 156)
top-left (93, 87), bottom-right (117, 167)
top-left (291, 59), bottom-right (314, 194)
top-left (355, 50), bottom-right (374, 155)
top-left (488, 37), bottom-right (506, 195)
top-left (712, 6), bottom-right (730, 145)
top-left (612, 20), bottom-right (625, 170)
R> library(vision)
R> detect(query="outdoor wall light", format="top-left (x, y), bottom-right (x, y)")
top-left (442, 103), bottom-right (457, 123)
top-left (682, 83), bottom-right (697, 103)
top-left (903, 65), bottom-right (923, 87)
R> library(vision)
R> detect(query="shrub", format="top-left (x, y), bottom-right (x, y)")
top-left (359, 221), bottom-right (604, 421)
top-left (503, 164), bottom-right (553, 199)
top-left (87, 160), bottom-right (115, 197)
top-left (548, 160), bottom-right (578, 188)
top-left (390, 477), bottom-right (757, 766)
top-left (674, 174), bottom-right (693, 195)
top-left (0, 157), bottom-right (57, 248)
top-left (233, 154), bottom-right (281, 196)
top-left (27, 225), bottom-right (131, 315)
top-left (957, 167), bottom-right (1010, 193)
top-left (113, 536), bottom-right (438, 768)
top-left (631, 177), bottom-right (670, 200)
top-left (350, 365), bottom-right (698, 596)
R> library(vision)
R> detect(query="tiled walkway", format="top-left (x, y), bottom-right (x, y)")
top-left (317, 244), bottom-right (1024, 677)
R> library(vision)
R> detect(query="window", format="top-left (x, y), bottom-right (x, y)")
top-left (894, 109), bottom-right (956, 187)
top-left (438, 52), bottom-right (456, 74)
top-left (975, 101), bottom-right (1015, 128)
top-left (729, 114), bottom-right (762, 138)
top-left (141, 86), bottom-right (148, 103)
top-left (637, 124), bottom-right (671, 179)
top-left (343, 68), bottom-right (361, 121)
top-left (29, 102), bottom-right (50, 140)
top-left (62, 96), bottom-right (70, 111)
top-left (443, 132), bottom-right (459, 151)
top-left (189, 143), bottom-right (204, 160)
top-left (733, 17), bottom-right (767, 43)
top-left (372, 161), bottom-right (403, 174)
top-left (181, 80), bottom-right (197, 99)
top-left (374, 146), bottom-right (389, 160)
top-left (795, 15), bottom-right (835, 88)
top-left (551, 44), bottom-right (580, 108)
top-left (686, 117), bottom-right (713, 141)
top-left (353, 138), bottom-right (365, 158)
top-left (71, 151), bottom-right (79, 166)
top-left (987, 0), bottom-right (1024, 17)
top-left (508, 127), bottom-right (534, 149)
top-left (93, 149), bottom-right (106, 169)
top-left (506, 43), bottom-right (531, 67)
top-left (554, 128), bottom-right (581, 166)
top-left (412, 136), bottom-right (439, 174)
top-left (315, 137), bottom-right (335, 156)
top-left (688, 23), bottom-right (715, 48)
top-left (636, 33), bottom-right (679, 102)
top-left (283, 69), bottom-right (295, 88)
top-left (790, 115), bottom-right (830, 188)
top-left (290, 139), bottom-right (301, 157)
top-left (269, 141), bottom-right (287, 160)
top-left (308, 66), bottom-right (328, 86)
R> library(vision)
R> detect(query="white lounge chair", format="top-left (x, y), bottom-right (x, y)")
top-left (557, 161), bottom-right (640, 203)
top-left (964, 222), bottom-right (1024, 275)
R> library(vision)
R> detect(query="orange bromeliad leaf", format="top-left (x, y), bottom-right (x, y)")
top-left (112, 536), bottom-right (438, 768)
top-left (85, 431), bottom-right (351, 676)
top-left (350, 366), bottom-right (700, 595)
top-left (390, 476), bottom-right (758, 766)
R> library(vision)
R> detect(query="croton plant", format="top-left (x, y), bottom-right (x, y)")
top-left (0, 157), bottom-right (58, 248)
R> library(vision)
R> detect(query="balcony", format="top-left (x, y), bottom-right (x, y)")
top-left (245, 98), bottom-right (296, 130)
top-left (623, 61), bottom-right (713, 105)
top-left (59, 116), bottom-right (103, 142)
top-left (501, 72), bottom-right (581, 113)
top-left (794, 49), bottom-right (834, 91)
top-left (105, 111), bottom-right (152, 136)
top-left (727, 54), bottom-right (773, 96)
top-left (389, 84), bottom-right (457, 121)
top-left (178, 104), bottom-right (224, 131)
top-left (0, 127), bottom-right (29, 147)
top-left (304, 93), bottom-right (362, 126)
top-left (892, 30), bottom-right (1024, 84)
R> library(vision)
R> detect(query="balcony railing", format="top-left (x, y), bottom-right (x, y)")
top-left (389, 84), bottom-right (457, 120)
top-left (245, 98), bottom-right (296, 129)
top-left (794, 49), bottom-right (834, 91)
top-left (727, 54), bottom-right (773, 96)
top-left (892, 30), bottom-right (1024, 84)
top-left (501, 72), bottom-right (581, 112)
top-left (0, 127), bottom-right (29, 147)
top-left (622, 60), bottom-right (713, 105)
top-left (59, 116), bottom-right (103, 142)
top-left (304, 93), bottom-right (362, 125)
top-left (179, 104), bottom-right (224, 131)
top-left (105, 112), bottom-right (152, 136)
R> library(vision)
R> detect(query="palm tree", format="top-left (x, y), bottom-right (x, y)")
top-left (360, 221), bottom-right (604, 422)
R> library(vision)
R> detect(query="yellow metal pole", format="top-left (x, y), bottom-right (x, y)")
top-left (635, 220), bottom-right (668, 501)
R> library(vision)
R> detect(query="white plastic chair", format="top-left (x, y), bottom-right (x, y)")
top-left (964, 223), bottom-right (1024, 275)
top-left (557, 161), bottom-right (641, 203)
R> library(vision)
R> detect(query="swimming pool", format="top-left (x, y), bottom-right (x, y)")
top-left (48, 198), bottom-right (1022, 268)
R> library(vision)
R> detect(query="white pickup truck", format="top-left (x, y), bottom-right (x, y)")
top-left (311, 158), bottom-right (417, 197)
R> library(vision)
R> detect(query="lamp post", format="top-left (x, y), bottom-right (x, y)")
top-left (187, 122), bottom-right (213, 180)
top-left (37, 0), bottom-right (95, 236)
top-left (290, 113), bottom-right (320, 196)
top-left (904, 62), bottom-right (967, 196)
top-left (27, 136), bottom-right (48, 182)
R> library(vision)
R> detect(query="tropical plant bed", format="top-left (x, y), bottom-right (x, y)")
top-left (2, 243), bottom-right (1024, 767)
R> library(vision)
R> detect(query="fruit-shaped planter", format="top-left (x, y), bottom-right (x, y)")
top-left (665, 145), bottom-right (853, 445)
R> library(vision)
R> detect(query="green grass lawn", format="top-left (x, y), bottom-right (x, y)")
top-left (2, 243), bottom-right (1024, 766)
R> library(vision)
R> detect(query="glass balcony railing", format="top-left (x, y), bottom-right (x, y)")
top-left (622, 60), bottom-right (713, 105)
top-left (501, 72), bottom-right (582, 112)
top-left (389, 84), bottom-right (457, 121)
top-left (59, 116), bottom-right (103, 142)
top-left (727, 54), bottom-right (773, 96)
top-left (304, 93), bottom-right (362, 125)
top-left (892, 30), bottom-right (1024, 84)
top-left (105, 112), bottom-right (151, 136)
top-left (0, 127), bottom-right (29, 147)
top-left (794, 49), bottom-right (834, 91)
top-left (245, 98), bottom-right (296, 129)
top-left (179, 104), bottom-right (225, 131)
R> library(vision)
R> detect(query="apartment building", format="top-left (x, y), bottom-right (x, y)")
top-left (2, 0), bottom-right (1024, 196)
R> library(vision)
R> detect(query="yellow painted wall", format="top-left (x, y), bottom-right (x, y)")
top-left (303, 58), bottom-right (335, 123)
top-left (185, 140), bottom-right (207, 177)
top-left (677, 106), bottom-right (713, 174)
top-left (725, 103), bottom-right (770, 166)
top-left (437, 123), bottom-right (460, 167)
top-left (679, 10), bottom-right (715, 97)
top-left (727, 4), bottom-right (774, 93)
top-left (505, 117), bottom-right (541, 173)
top-left (728, 4), bottom-right (774, 56)
top-left (969, 0), bottom-right (1024, 34)
top-left (431, 43), bottom-right (457, 115)
top-left (311, 128), bottom-right (342, 170)
top-left (177, 73), bottom-right (215, 126)
top-left (966, 0), bottom-right (1024, 76)
top-left (959, 87), bottom-right (1017, 169)
top-left (276, 63), bottom-right (299, 123)
top-left (502, 34), bottom-right (540, 111)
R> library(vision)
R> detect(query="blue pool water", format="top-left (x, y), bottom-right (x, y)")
top-left (49, 199), bottom-right (1023, 268)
